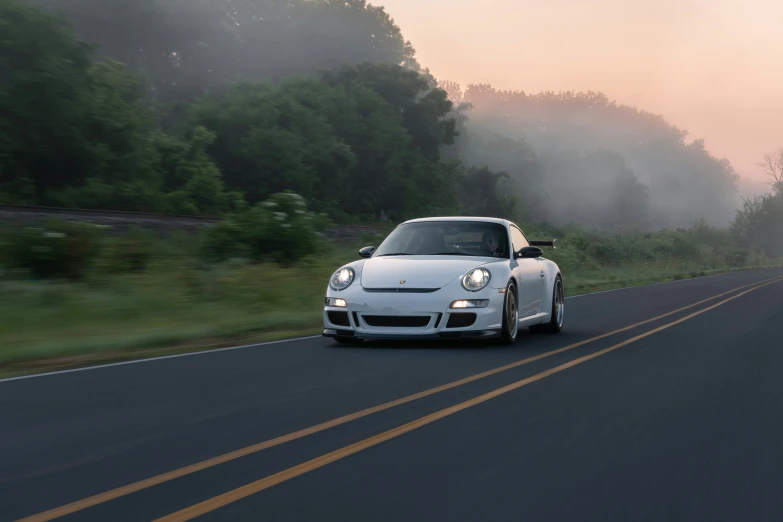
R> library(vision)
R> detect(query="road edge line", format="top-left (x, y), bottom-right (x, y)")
top-left (15, 275), bottom-right (783, 522)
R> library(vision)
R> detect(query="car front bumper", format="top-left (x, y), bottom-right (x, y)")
top-left (322, 286), bottom-right (506, 341)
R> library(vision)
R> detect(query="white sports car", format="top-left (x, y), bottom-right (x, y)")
top-left (322, 216), bottom-right (564, 345)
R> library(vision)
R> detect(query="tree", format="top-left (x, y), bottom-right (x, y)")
top-left (0, 0), bottom-right (94, 199)
top-left (730, 149), bottom-right (783, 257)
top-left (320, 63), bottom-right (457, 160)
top-left (446, 81), bottom-right (740, 229)
top-left (155, 126), bottom-right (241, 215)
top-left (456, 166), bottom-right (517, 219)
top-left (181, 78), bottom-right (357, 206)
top-left (540, 149), bottom-right (650, 230)
top-left (318, 63), bottom-right (459, 219)
top-left (731, 192), bottom-right (783, 257)
top-left (182, 64), bottom-right (460, 221)
top-left (23, 0), bottom-right (421, 105)
top-left (758, 147), bottom-right (783, 194)
top-left (0, 0), bottom-right (236, 214)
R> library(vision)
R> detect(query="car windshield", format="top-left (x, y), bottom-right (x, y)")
top-left (374, 221), bottom-right (510, 258)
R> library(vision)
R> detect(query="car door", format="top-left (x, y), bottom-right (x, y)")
top-left (509, 224), bottom-right (546, 317)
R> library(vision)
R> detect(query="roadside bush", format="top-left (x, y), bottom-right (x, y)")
top-left (0, 220), bottom-right (104, 279)
top-left (93, 227), bottom-right (157, 273)
top-left (201, 191), bottom-right (330, 264)
top-left (725, 249), bottom-right (750, 268)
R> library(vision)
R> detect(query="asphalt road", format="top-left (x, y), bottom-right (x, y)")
top-left (3, 268), bottom-right (783, 522)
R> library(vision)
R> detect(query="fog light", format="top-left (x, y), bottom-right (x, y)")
top-left (450, 299), bottom-right (489, 309)
top-left (325, 297), bottom-right (347, 307)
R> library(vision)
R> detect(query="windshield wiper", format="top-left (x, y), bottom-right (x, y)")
top-left (377, 252), bottom-right (414, 256)
top-left (429, 252), bottom-right (471, 256)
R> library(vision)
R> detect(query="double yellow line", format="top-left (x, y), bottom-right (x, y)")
top-left (19, 275), bottom-right (783, 522)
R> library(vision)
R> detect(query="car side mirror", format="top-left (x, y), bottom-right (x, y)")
top-left (358, 246), bottom-right (376, 258)
top-left (515, 246), bottom-right (543, 259)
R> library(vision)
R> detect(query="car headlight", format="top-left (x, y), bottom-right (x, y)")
top-left (330, 267), bottom-right (355, 291)
top-left (461, 268), bottom-right (491, 292)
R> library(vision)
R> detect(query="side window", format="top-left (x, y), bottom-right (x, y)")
top-left (510, 225), bottom-right (528, 252)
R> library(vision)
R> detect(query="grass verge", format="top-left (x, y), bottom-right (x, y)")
top-left (1, 259), bottom-right (781, 379)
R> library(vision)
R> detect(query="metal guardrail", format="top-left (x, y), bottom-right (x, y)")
top-left (0, 203), bottom-right (387, 230)
top-left (0, 204), bottom-right (223, 222)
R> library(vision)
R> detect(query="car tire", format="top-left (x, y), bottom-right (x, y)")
top-left (499, 280), bottom-right (519, 345)
top-left (531, 274), bottom-right (564, 334)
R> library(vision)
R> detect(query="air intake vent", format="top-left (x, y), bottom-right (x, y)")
top-left (362, 288), bottom-right (439, 293)
top-left (446, 313), bottom-right (476, 328)
top-left (362, 315), bottom-right (430, 327)
top-left (327, 311), bottom-right (350, 327)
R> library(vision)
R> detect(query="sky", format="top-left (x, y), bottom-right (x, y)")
top-left (376, 0), bottom-right (782, 196)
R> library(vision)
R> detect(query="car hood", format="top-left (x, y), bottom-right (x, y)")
top-left (360, 256), bottom-right (498, 289)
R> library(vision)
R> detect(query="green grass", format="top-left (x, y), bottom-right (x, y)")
top-left (562, 263), bottom-right (779, 295)
top-left (1, 248), bottom-right (781, 377)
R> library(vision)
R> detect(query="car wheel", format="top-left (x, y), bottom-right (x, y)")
top-left (531, 274), bottom-right (564, 333)
top-left (499, 280), bottom-right (519, 345)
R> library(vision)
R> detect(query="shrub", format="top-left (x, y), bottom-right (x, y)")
top-left (201, 191), bottom-right (330, 264)
top-left (1, 220), bottom-right (104, 279)
top-left (93, 227), bottom-right (156, 273)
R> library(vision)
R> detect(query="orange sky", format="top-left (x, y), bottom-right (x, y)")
top-left (376, 0), bottom-right (782, 195)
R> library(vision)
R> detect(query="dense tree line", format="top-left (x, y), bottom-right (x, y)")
top-left (1, 0), bottom-right (780, 251)
top-left (440, 83), bottom-right (741, 229)
top-left (731, 147), bottom-right (783, 257)
top-left (1, 0), bottom-right (488, 221)
top-left (21, 0), bottom-right (424, 106)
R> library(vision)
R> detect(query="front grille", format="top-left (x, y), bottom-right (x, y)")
top-left (446, 313), bottom-right (476, 328)
top-left (327, 311), bottom-right (350, 327)
top-left (362, 288), bottom-right (439, 293)
top-left (362, 315), bottom-right (430, 327)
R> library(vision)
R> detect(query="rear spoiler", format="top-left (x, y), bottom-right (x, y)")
top-left (529, 239), bottom-right (556, 249)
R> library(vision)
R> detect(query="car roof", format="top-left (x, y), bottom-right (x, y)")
top-left (400, 216), bottom-right (512, 226)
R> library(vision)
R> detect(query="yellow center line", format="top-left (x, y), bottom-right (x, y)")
top-left (153, 275), bottom-right (783, 522)
top-left (16, 275), bottom-right (782, 522)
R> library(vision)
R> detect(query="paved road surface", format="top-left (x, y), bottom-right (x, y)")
top-left (3, 268), bottom-right (783, 521)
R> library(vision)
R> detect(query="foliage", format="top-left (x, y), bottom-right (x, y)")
top-left (180, 79), bottom-right (358, 205)
top-left (757, 147), bottom-right (783, 195)
top-left (23, 0), bottom-right (419, 104)
top-left (0, 1), bottom-right (237, 214)
top-left (201, 191), bottom-right (329, 264)
top-left (728, 147), bottom-right (783, 258)
top-left (93, 227), bottom-right (157, 274)
top-left (3, 0), bottom-right (778, 252)
top-left (518, 218), bottom-right (756, 276)
top-left (1, 222), bottom-right (781, 368)
top-left (443, 83), bottom-right (741, 229)
top-left (731, 192), bottom-right (783, 258)
top-left (182, 63), bottom-right (459, 220)
top-left (455, 166), bottom-right (518, 219)
top-left (2, 0), bottom-right (783, 371)
top-left (0, 220), bottom-right (104, 280)
top-left (0, 0), bottom-right (94, 199)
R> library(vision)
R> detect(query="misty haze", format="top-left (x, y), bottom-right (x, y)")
top-left (2, 2), bottom-right (783, 521)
